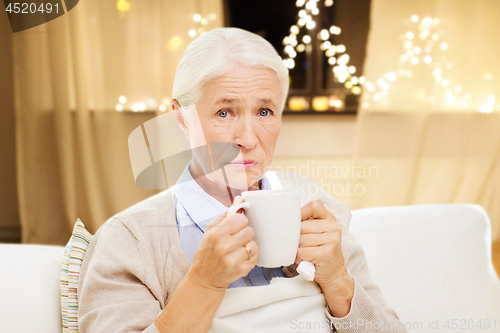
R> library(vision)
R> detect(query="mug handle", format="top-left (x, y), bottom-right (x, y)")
top-left (227, 201), bottom-right (251, 216)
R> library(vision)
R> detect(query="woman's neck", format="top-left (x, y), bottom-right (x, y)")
top-left (189, 161), bottom-right (260, 207)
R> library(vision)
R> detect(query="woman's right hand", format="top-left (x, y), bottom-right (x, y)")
top-left (186, 207), bottom-right (259, 290)
top-left (156, 201), bottom-right (258, 333)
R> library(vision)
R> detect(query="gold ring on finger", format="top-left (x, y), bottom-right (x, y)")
top-left (244, 244), bottom-right (253, 260)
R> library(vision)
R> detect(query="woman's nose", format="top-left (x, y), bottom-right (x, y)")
top-left (234, 115), bottom-right (258, 149)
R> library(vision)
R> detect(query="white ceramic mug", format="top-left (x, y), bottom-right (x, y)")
top-left (227, 190), bottom-right (301, 268)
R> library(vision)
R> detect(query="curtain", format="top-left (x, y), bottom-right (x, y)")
top-left (13, 0), bottom-right (224, 244)
top-left (356, 0), bottom-right (500, 241)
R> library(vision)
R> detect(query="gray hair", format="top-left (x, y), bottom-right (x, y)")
top-left (171, 27), bottom-right (289, 114)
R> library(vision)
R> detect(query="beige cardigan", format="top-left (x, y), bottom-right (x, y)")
top-left (78, 172), bottom-right (407, 332)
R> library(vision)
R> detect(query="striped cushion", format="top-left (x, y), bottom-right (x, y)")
top-left (60, 219), bottom-right (93, 332)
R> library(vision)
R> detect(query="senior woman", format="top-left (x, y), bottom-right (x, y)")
top-left (78, 27), bottom-right (406, 333)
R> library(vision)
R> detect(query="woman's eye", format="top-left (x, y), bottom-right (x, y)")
top-left (259, 109), bottom-right (273, 117)
top-left (218, 110), bottom-right (229, 118)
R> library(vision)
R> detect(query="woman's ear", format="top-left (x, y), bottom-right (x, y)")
top-left (172, 100), bottom-right (190, 140)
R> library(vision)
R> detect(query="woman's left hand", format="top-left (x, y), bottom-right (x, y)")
top-left (295, 200), bottom-right (347, 288)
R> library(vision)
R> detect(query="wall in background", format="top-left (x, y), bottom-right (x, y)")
top-left (276, 114), bottom-right (356, 157)
top-left (273, 114), bottom-right (358, 209)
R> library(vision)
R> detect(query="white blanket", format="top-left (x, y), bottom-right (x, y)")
top-left (210, 276), bottom-right (334, 333)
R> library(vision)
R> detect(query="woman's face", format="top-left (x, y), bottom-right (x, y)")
top-left (179, 66), bottom-right (284, 190)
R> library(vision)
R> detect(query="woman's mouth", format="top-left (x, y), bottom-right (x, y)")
top-left (227, 160), bottom-right (258, 170)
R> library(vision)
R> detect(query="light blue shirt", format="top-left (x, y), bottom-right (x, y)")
top-left (173, 163), bottom-right (288, 288)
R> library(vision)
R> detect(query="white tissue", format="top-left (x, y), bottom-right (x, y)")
top-left (297, 261), bottom-right (315, 281)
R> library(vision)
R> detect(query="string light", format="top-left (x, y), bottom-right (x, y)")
top-left (338, 73), bottom-right (349, 83)
top-left (338, 54), bottom-right (349, 65)
top-left (187, 12), bottom-right (217, 40)
top-left (321, 41), bottom-right (332, 50)
top-left (283, 58), bottom-right (295, 69)
top-left (326, 45), bottom-right (336, 57)
top-left (329, 26), bottom-right (341, 35)
top-left (487, 94), bottom-right (496, 105)
top-left (386, 72), bottom-right (396, 82)
top-left (279, 1), bottom-right (367, 111)
top-left (305, 1), bottom-right (316, 10)
top-left (320, 29), bottom-right (330, 40)
top-left (480, 104), bottom-right (493, 113)
top-left (363, 14), bottom-right (499, 112)
top-left (422, 17), bottom-right (433, 27)
top-left (306, 21), bottom-right (316, 30)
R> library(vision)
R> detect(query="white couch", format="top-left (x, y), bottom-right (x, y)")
top-left (1, 204), bottom-right (499, 333)
top-left (349, 204), bottom-right (500, 332)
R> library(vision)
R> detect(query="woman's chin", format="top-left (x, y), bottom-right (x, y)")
top-left (224, 164), bottom-right (263, 180)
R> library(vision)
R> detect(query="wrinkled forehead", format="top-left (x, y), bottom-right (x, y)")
top-left (209, 96), bottom-right (280, 110)
top-left (198, 67), bottom-right (284, 110)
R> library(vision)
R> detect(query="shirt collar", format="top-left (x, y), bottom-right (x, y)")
top-left (174, 163), bottom-right (279, 232)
